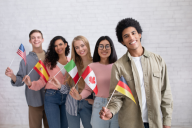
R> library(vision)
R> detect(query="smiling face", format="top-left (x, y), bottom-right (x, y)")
top-left (73, 40), bottom-right (88, 58)
top-left (98, 40), bottom-right (111, 60)
top-left (29, 32), bottom-right (44, 48)
top-left (54, 39), bottom-right (67, 55)
top-left (122, 27), bottom-right (142, 51)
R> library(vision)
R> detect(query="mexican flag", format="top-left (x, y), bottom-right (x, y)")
top-left (81, 66), bottom-right (98, 95)
top-left (64, 60), bottom-right (79, 84)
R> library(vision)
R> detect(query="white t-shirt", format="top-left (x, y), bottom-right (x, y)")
top-left (132, 56), bottom-right (148, 123)
top-left (57, 62), bottom-right (66, 75)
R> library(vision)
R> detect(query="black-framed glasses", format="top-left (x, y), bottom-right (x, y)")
top-left (98, 44), bottom-right (111, 50)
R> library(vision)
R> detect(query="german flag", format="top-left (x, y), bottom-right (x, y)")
top-left (115, 76), bottom-right (136, 104)
top-left (33, 60), bottom-right (50, 83)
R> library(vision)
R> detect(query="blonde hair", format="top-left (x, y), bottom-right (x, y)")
top-left (67, 35), bottom-right (92, 93)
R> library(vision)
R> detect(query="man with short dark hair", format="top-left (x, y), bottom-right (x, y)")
top-left (5, 29), bottom-right (49, 128)
top-left (99, 18), bottom-right (173, 128)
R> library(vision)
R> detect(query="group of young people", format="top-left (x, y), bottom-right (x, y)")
top-left (5, 17), bottom-right (173, 128)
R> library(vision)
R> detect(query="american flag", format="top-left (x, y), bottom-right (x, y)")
top-left (17, 44), bottom-right (27, 65)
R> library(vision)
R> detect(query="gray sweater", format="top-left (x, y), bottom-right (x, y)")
top-left (11, 51), bottom-right (45, 107)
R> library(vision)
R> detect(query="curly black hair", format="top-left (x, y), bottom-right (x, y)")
top-left (116, 18), bottom-right (143, 43)
top-left (44, 36), bottom-right (70, 70)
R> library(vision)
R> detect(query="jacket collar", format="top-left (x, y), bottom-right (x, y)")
top-left (126, 47), bottom-right (150, 61)
top-left (29, 50), bottom-right (46, 56)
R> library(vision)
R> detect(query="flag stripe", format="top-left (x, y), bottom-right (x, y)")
top-left (73, 73), bottom-right (79, 84)
top-left (64, 60), bottom-right (76, 72)
top-left (34, 67), bottom-right (49, 83)
top-left (93, 85), bottom-right (98, 94)
top-left (38, 60), bottom-right (50, 77)
top-left (115, 85), bottom-right (136, 104)
top-left (81, 66), bottom-right (92, 79)
top-left (117, 80), bottom-right (133, 95)
top-left (17, 48), bottom-right (26, 65)
top-left (68, 66), bottom-right (78, 78)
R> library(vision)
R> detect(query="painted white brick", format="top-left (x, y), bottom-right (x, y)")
top-left (0, 0), bottom-right (192, 127)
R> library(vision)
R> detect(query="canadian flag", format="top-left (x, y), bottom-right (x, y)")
top-left (81, 66), bottom-right (98, 95)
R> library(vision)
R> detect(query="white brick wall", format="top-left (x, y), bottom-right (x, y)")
top-left (0, 0), bottom-right (192, 126)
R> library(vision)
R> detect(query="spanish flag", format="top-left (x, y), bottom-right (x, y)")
top-left (33, 60), bottom-right (50, 83)
top-left (115, 76), bottom-right (136, 104)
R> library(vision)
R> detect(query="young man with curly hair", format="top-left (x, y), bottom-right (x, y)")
top-left (5, 30), bottom-right (49, 128)
top-left (99, 18), bottom-right (173, 128)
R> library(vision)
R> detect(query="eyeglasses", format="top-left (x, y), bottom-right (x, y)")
top-left (98, 44), bottom-right (111, 50)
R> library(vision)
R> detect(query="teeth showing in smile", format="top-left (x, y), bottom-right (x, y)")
top-left (80, 51), bottom-right (85, 54)
top-left (102, 52), bottom-right (107, 55)
top-left (130, 41), bottom-right (136, 45)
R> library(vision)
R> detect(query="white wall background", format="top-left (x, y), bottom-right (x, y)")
top-left (0, 0), bottom-right (192, 126)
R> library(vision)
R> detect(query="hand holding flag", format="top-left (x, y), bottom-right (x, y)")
top-left (69, 87), bottom-right (82, 100)
top-left (99, 107), bottom-right (113, 120)
top-left (49, 77), bottom-right (62, 89)
top-left (105, 76), bottom-right (136, 108)
top-left (23, 75), bottom-right (32, 86)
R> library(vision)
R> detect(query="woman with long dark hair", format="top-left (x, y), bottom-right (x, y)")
top-left (23, 36), bottom-right (70, 128)
top-left (51, 35), bottom-right (93, 128)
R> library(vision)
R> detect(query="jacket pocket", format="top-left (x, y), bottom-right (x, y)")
top-left (153, 72), bottom-right (160, 78)
top-left (152, 72), bottom-right (161, 91)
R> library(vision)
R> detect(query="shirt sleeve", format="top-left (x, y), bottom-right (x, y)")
top-left (160, 58), bottom-right (173, 126)
top-left (29, 77), bottom-right (46, 91)
top-left (107, 64), bottom-right (125, 116)
top-left (80, 83), bottom-right (92, 99)
top-left (11, 60), bottom-right (26, 87)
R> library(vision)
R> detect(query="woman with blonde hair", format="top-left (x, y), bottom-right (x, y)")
top-left (52, 35), bottom-right (93, 128)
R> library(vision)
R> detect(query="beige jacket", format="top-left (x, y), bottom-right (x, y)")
top-left (108, 48), bottom-right (173, 128)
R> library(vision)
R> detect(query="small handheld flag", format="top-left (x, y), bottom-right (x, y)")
top-left (64, 60), bottom-right (79, 84)
top-left (81, 66), bottom-right (98, 95)
top-left (115, 76), bottom-right (136, 104)
top-left (34, 60), bottom-right (50, 83)
top-left (17, 44), bottom-right (27, 65)
top-left (106, 76), bottom-right (136, 108)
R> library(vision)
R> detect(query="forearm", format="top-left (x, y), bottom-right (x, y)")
top-left (80, 84), bottom-right (92, 99)
top-left (29, 77), bottom-right (45, 91)
top-left (10, 74), bottom-right (17, 83)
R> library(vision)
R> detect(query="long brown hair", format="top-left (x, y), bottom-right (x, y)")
top-left (67, 35), bottom-right (92, 93)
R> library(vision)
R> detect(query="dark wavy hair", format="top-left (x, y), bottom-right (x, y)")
top-left (116, 18), bottom-right (143, 44)
top-left (44, 36), bottom-right (70, 70)
top-left (93, 36), bottom-right (117, 64)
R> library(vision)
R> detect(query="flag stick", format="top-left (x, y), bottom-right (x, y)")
top-left (74, 76), bottom-right (81, 89)
top-left (105, 89), bottom-right (116, 108)
top-left (48, 67), bottom-right (64, 82)
top-left (9, 56), bottom-right (15, 68)
top-left (22, 68), bottom-right (34, 83)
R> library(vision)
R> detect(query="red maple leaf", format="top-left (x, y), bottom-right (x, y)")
top-left (89, 76), bottom-right (95, 84)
